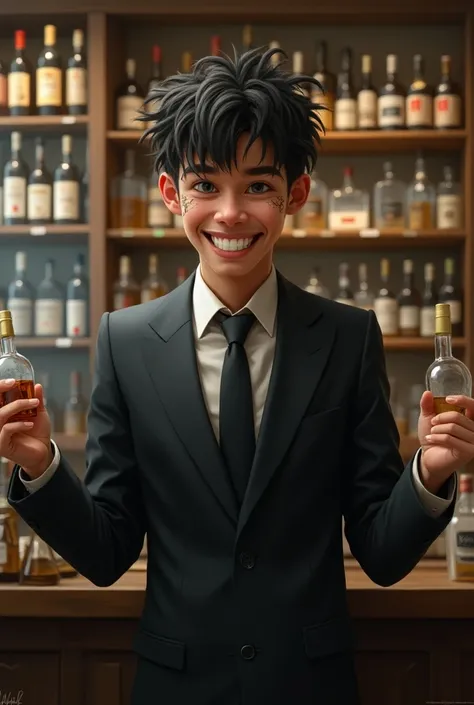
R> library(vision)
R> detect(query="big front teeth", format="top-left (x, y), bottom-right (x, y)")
top-left (211, 236), bottom-right (254, 251)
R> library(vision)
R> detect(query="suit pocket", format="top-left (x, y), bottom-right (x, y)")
top-left (302, 405), bottom-right (342, 422)
top-left (133, 629), bottom-right (186, 671)
top-left (303, 616), bottom-right (355, 660)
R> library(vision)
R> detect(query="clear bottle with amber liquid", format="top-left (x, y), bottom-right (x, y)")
top-left (113, 255), bottom-right (140, 310)
top-left (406, 156), bottom-right (435, 230)
top-left (63, 370), bottom-right (87, 435)
top-left (446, 473), bottom-right (474, 582)
top-left (0, 456), bottom-right (20, 583)
top-left (141, 254), bottom-right (169, 303)
top-left (0, 309), bottom-right (36, 421)
top-left (434, 55), bottom-right (462, 129)
top-left (110, 150), bottom-right (147, 229)
top-left (20, 531), bottom-right (60, 585)
top-left (312, 40), bottom-right (336, 132)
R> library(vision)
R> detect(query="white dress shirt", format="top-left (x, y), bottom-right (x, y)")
top-left (20, 265), bottom-right (455, 518)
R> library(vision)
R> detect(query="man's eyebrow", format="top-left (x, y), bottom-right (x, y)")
top-left (182, 164), bottom-right (283, 178)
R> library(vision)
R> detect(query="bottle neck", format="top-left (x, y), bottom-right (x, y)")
top-left (434, 333), bottom-right (452, 359)
top-left (0, 336), bottom-right (16, 356)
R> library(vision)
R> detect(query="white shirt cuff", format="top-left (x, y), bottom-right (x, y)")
top-left (411, 447), bottom-right (456, 517)
top-left (19, 440), bottom-right (61, 493)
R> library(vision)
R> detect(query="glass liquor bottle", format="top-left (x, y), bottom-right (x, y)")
top-left (334, 48), bottom-right (357, 131)
top-left (66, 29), bottom-right (87, 115)
top-left (312, 40), bottom-right (336, 132)
top-left (110, 150), bottom-right (147, 229)
top-left (8, 30), bottom-right (32, 116)
top-left (446, 473), bottom-right (474, 582)
top-left (64, 371), bottom-right (87, 435)
top-left (436, 166), bottom-right (462, 230)
top-left (304, 267), bottom-right (330, 298)
top-left (434, 55), bottom-right (462, 129)
top-left (148, 172), bottom-right (172, 228)
top-left (0, 61), bottom-right (6, 116)
top-left (354, 263), bottom-right (374, 310)
top-left (27, 137), bottom-right (52, 224)
top-left (242, 25), bottom-right (253, 51)
top-left (426, 302), bottom-right (472, 415)
top-left (116, 58), bottom-right (144, 131)
top-left (0, 309), bottom-right (36, 421)
top-left (328, 167), bottom-right (369, 231)
top-left (378, 54), bottom-right (405, 129)
top-left (20, 531), bottom-right (60, 585)
top-left (334, 263), bottom-right (355, 306)
top-left (373, 258), bottom-right (398, 337)
top-left (37, 371), bottom-right (57, 433)
top-left (406, 54), bottom-right (433, 129)
top-left (3, 131), bottom-right (28, 225)
top-left (145, 45), bottom-right (163, 128)
top-left (373, 161), bottom-right (406, 231)
top-left (0, 456), bottom-right (20, 583)
top-left (438, 258), bottom-right (463, 336)
top-left (406, 156), bottom-right (435, 230)
top-left (141, 254), bottom-right (169, 303)
top-left (7, 251), bottom-right (34, 337)
top-left (176, 267), bottom-right (188, 287)
top-left (420, 263), bottom-right (437, 338)
top-left (113, 255), bottom-right (141, 310)
top-left (357, 54), bottom-right (377, 129)
top-left (34, 259), bottom-right (64, 337)
top-left (53, 134), bottom-right (80, 224)
top-left (299, 172), bottom-right (328, 230)
top-left (36, 24), bottom-right (62, 116)
top-left (397, 259), bottom-right (421, 337)
top-left (292, 51), bottom-right (311, 99)
top-left (66, 254), bottom-right (89, 338)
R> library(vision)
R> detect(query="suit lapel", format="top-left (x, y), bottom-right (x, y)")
top-left (142, 273), bottom-right (240, 527)
top-left (237, 273), bottom-right (336, 538)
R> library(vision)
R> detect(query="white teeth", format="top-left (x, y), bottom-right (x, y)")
top-left (210, 236), bottom-right (254, 251)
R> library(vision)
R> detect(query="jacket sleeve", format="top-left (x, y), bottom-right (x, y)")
top-left (342, 309), bottom-right (455, 587)
top-left (8, 312), bottom-right (147, 587)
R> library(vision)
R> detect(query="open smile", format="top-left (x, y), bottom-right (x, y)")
top-left (202, 232), bottom-right (263, 252)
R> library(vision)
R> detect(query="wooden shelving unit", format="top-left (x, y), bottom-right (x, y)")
top-left (0, 114), bottom-right (89, 131)
top-left (15, 337), bottom-right (91, 349)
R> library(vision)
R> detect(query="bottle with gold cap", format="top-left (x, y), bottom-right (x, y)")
top-left (446, 472), bottom-right (474, 581)
top-left (425, 302), bottom-right (472, 415)
top-left (0, 309), bottom-right (37, 422)
top-left (0, 456), bottom-right (20, 583)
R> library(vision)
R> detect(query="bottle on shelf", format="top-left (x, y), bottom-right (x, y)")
top-left (0, 60), bottom-right (7, 115)
top-left (373, 161), bottom-right (406, 231)
top-left (354, 263), bottom-right (374, 310)
top-left (66, 253), bottom-right (89, 338)
top-left (406, 156), bottom-right (435, 230)
top-left (312, 40), bottom-right (336, 132)
top-left (334, 263), bottom-right (354, 306)
top-left (141, 254), bottom-right (169, 303)
top-left (328, 167), bottom-right (369, 231)
top-left (374, 258), bottom-right (398, 336)
top-left (446, 473), bottom-right (474, 582)
top-left (116, 58), bottom-right (144, 131)
top-left (27, 137), bottom-right (53, 225)
top-left (242, 25), bottom-right (253, 51)
top-left (53, 134), bottom-right (80, 224)
top-left (145, 44), bottom-right (163, 126)
top-left (20, 531), bottom-right (60, 586)
top-left (36, 24), bottom-right (62, 115)
top-left (3, 131), bottom-right (28, 226)
top-left (34, 258), bottom-right (64, 337)
top-left (438, 258), bottom-right (462, 336)
top-left (110, 150), bottom-right (148, 229)
top-left (304, 267), bottom-right (331, 298)
top-left (82, 145), bottom-right (89, 223)
top-left (64, 371), bottom-right (87, 435)
top-left (436, 166), bottom-right (462, 230)
top-left (148, 172), bottom-right (172, 228)
top-left (334, 47), bottom-right (357, 131)
top-left (37, 371), bottom-right (57, 432)
top-left (420, 262), bottom-right (437, 338)
top-left (66, 29), bottom-right (87, 115)
top-left (210, 36), bottom-right (221, 56)
top-left (397, 259), bottom-right (421, 337)
top-left (8, 30), bottom-right (32, 116)
top-left (292, 51), bottom-right (311, 99)
top-left (406, 54), bottom-right (433, 129)
top-left (426, 302), bottom-right (471, 415)
top-left (434, 55), bottom-right (462, 129)
top-left (299, 171), bottom-right (328, 230)
top-left (0, 456), bottom-right (20, 583)
top-left (357, 54), bottom-right (377, 129)
top-left (113, 255), bottom-right (141, 309)
top-left (175, 267), bottom-right (188, 287)
top-left (6, 251), bottom-right (34, 337)
top-left (0, 309), bottom-right (36, 421)
top-left (378, 54), bottom-right (405, 130)
top-left (181, 52), bottom-right (193, 73)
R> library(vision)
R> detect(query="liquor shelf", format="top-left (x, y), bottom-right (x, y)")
top-left (0, 224), bottom-right (89, 237)
top-left (0, 114), bottom-right (89, 131)
top-left (15, 337), bottom-right (91, 348)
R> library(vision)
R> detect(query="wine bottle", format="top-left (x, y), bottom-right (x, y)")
top-left (334, 48), bottom-right (357, 131)
top-left (0, 60), bottom-right (7, 116)
top-left (145, 45), bottom-right (162, 127)
top-left (36, 24), bottom-right (62, 115)
top-left (3, 131), bottom-right (28, 226)
top-left (34, 258), bottom-right (64, 337)
top-left (397, 259), bottom-right (421, 337)
top-left (374, 258), bottom-right (398, 336)
top-left (334, 263), bottom-right (355, 306)
top-left (434, 55), bottom-right (462, 129)
top-left (66, 254), bottom-right (89, 337)
top-left (53, 134), bottom-right (80, 224)
top-left (420, 263), bottom-right (437, 338)
top-left (357, 54), bottom-right (377, 129)
top-left (312, 40), bottom-right (336, 132)
top-left (406, 54), bottom-right (433, 129)
top-left (113, 256), bottom-right (140, 309)
top-left (438, 257), bottom-right (463, 337)
top-left (6, 252), bottom-right (34, 337)
top-left (27, 137), bottom-right (53, 225)
top-left (116, 58), bottom-right (144, 131)
top-left (66, 29), bottom-right (87, 115)
top-left (8, 30), bottom-right (32, 116)
top-left (378, 54), bottom-right (405, 129)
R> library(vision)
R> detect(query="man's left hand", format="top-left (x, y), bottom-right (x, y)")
top-left (418, 391), bottom-right (474, 494)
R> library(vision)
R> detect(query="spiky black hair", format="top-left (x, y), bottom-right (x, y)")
top-left (139, 46), bottom-right (326, 190)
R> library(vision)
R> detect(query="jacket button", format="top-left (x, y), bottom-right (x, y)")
top-left (239, 552), bottom-right (256, 569)
top-left (240, 644), bottom-right (256, 660)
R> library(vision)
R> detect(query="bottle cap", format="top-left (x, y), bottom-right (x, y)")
top-left (0, 311), bottom-right (14, 340)
top-left (435, 303), bottom-right (451, 335)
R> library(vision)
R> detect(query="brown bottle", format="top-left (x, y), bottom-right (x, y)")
top-left (0, 457), bottom-right (20, 583)
top-left (113, 255), bottom-right (141, 310)
top-left (20, 532), bottom-right (60, 585)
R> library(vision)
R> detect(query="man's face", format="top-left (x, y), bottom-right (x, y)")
top-left (160, 135), bottom-right (310, 284)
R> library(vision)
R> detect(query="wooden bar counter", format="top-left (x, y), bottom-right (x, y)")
top-left (1, 560), bottom-right (473, 705)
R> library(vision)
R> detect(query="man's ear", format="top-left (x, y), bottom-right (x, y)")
top-left (285, 173), bottom-right (311, 215)
top-left (159, 172), bottom-right (182, 215)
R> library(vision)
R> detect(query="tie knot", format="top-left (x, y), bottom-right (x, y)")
top-left (217, 311), bottom-right (255, 346)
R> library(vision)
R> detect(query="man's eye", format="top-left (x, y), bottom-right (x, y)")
top-left (194, 181), bottom-right (216, 193)
top-left (247, 182), bottom-right (271, 194)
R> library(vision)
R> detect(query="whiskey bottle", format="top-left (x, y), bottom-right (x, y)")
top-left (304, 267), bottom-right (331, 298)
top-left (113, 255), bottom-right (141, 309)
top-left (66, 29), bottom-right (87, 115)
top-left (148, 173), bottom-right (172, 228)
top-left (8, 30), bottom-right (32, 116)
top-left (3, 131), bottom-right (28, 225)
top-left (36, 25), bottom-right (62, 115)
top-left (181, 52), bottom-right (193, 73)
top-left (66, 254), bottom-right (89, 338)
top-left (7, 251), bottom-right (34, 337)
top-left (141, 254), bottom-right (169, 303)
top-left (0, 60), bottom-right (7, 116)
top-left (397, 259), bottom-right (421, 337)
top-left (406, 54), bottom-right (433, 129)
top-left (0, 309), bottom-right (36, 422)
top-left (334, 48), bottom-right (357, 130)
top-left (20, 531), bottom-right (60, 585)
top-left (64, 371), bottom-right (87, 435)
top-left (175, 267), bottom-right (188, 287)
top-left (0, 456), bottom-right (20, 583)
top-left (373, 161), bottom-right (406, 230)
top-left (27, 137), bottom-right (53, 224)
top-left (334, 263), bottom-right (355, 306)
top-left (420, 263), bottom-right (437, 338)
top-left (53, 134), bottom-right (80, 224)
top-left (145, 44), bottom-right (163, 127)
top-left (210, 36), bottom-right (221, 56)
top-left (446, 473), bottom-right (474, 581)
top-left (312, 40), bottom-right (336, 132)
top-left (242, 25), bottom-right (253, 51)
top-left (406, 156), bottom-right (435, 230)
top-left (378, 54), bottom-right (405, 130)
top-left (328, 167), bottom-right (369, 231)
top-left (110, 150), bottom-right (147, 228)
top-left (357, 54), bottom-right (377, 129)
top-left (374, 258), bottom-right (398, 336)
top-left (434, 55), bottom-right (462, 129)
top-left (426, 302), bottom-right (471, 415)
top-left (292, 52), bottom-right (311, 99)
top-left (299, 171), bottom-right (328, 230)
top-left (116, 58), bottom-right (144, 131)
top-left (354, 263), bottom-right (374, 311)
top-left (34, 259), bottom-right (64, 337)
top-left (436, 166), bottom-right (462, 230)
top-left (438, 257), bottom-right (462, 336)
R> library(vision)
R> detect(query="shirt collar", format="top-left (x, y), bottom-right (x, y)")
top-left (193, 265), bottom-right (278, 339)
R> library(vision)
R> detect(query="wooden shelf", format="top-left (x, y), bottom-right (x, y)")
top-left (0, 224), bottom-right (89, 237)
top-left (0, 115), bottom-right (89, 131)
top-left (383, 337), bottom-right (465, 350)
top-left (15, 337), bottom-right (91, 349)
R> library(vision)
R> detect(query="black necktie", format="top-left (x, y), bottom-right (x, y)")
top-left (218, 311), bottom-right (256, 506)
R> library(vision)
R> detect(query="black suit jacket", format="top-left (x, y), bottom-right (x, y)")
top-left (8, 269), bottom-right (454, 705)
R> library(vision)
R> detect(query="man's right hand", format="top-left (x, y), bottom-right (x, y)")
top-left (0, 379), bottom-right (53, 480)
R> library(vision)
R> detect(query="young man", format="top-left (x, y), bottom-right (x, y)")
top-left (4, 47), bottom-right (474, 705)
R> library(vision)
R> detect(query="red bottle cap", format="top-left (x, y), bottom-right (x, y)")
top-left (152, 45), bottom-right (161, 63)
top-left (15, 30), bottom-right (26, 50)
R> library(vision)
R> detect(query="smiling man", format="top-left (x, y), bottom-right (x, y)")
top-left (5, 46), bottom-right (474, 705)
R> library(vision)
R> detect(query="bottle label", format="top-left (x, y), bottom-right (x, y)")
top-left (374, 298), bottom-right (398, 335)
top-left (380, 200), bottom-right (404, 226)
top-left (148, 187), bottom-right (172, 227)
top-left (357, 90), bottom-right (377, 128)
top-left (334, 98), bottom-right (357, 130)
top-left (378, 95), bottom-right (405, 127)
top-left (443, 299), bottom-right (462, 325)
top-left (328, 211), bottom-right (369, 231)
top-left (66, 299), bottom-right (87, 337)
top-left (456, 531), bottom-right (474, 562)
top-left (53, 181), bottom-right (79, 221)
top-left (409, 201), bottom-right (432, 230)
top-left (4, 176), bottom-right (26, 218)
top-left (7, 298), bottom-right (33, 336)
top-left (0, 541), bottom-right (6, 566)
top-left (66, 67), bottom-right (87, 107)
top-left (64, 410), bottom-right (84, 435)
top-left (35, 299), bottom-right (63, 336)
top-left (399, 305), bottom-right (420, 332)
top-left (420, 306), bottom-right (436, 337)
top-left (301, 198), bottom-right (325, 229)
top-left (36, 66), bottom-right (62, 107)
top-left (8, 71), bottom-right (31, 108)
top-left (436, 194), bottom-right (462, 229)
top-left (312, 89), bottom-right (334, 130)
top-left (117, 95), bottom-right (144, 130)
top-left (0, 75), bottom-right (6, 107)
top-left (27, 183), bottom-right (52, 221)
top-left (434, 94), bottom-right (461, 128)
top-left (406, 95), bottom-right (433, 127)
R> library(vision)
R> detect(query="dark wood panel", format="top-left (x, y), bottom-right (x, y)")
top-left (84, 653), bottom-right (137, 705)
top-left (0, 652), bottom-right (60, 705)
top-left (355, 651), bottom-right (430, 705)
